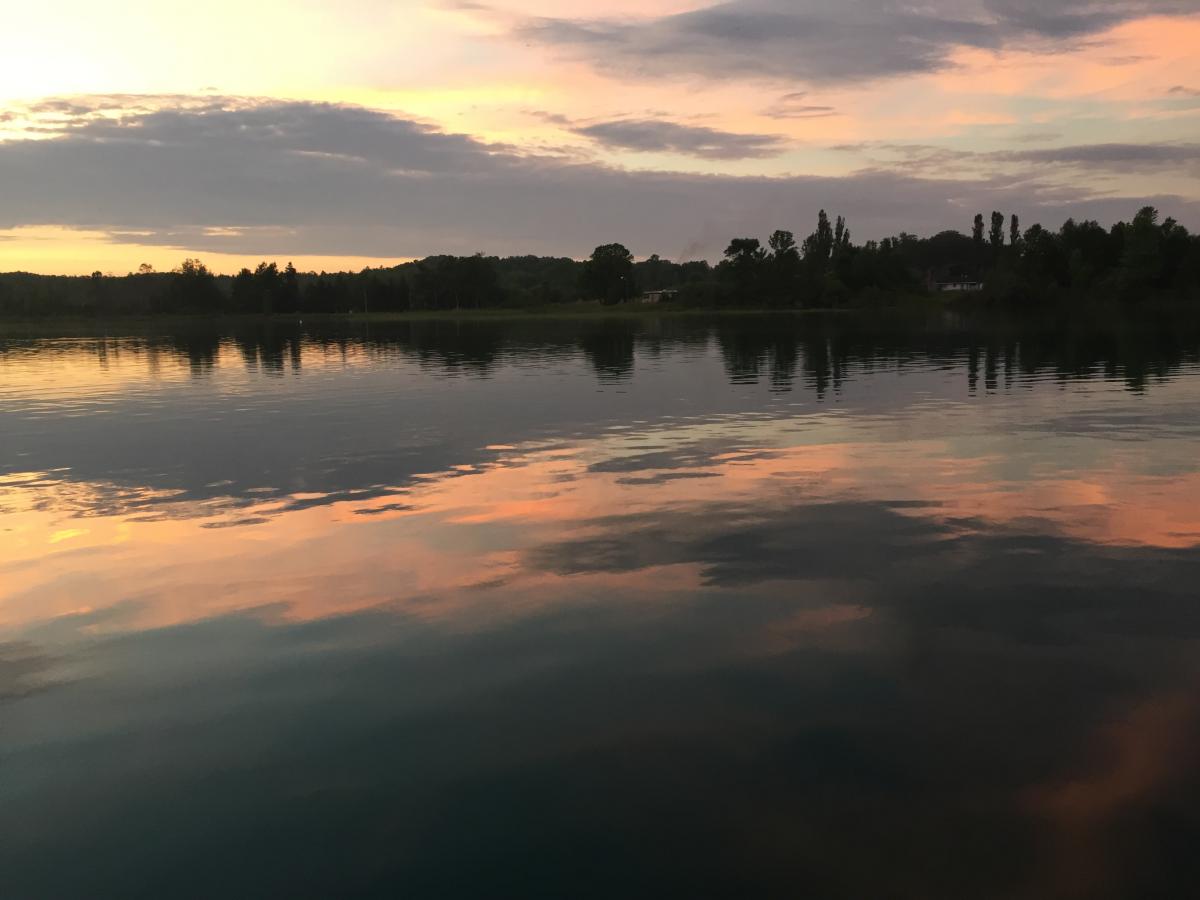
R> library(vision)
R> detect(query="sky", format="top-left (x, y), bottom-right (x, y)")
top-left (1, 0), bottom-right (1199, 274)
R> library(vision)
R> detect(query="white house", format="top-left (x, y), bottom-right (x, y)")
top-left (639, 289), bottom-right (679, 304)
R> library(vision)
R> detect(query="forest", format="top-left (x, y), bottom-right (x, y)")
top-left (1, 206), bottom-right (1197, 317)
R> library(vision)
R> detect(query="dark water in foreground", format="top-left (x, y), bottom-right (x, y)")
top-left (3, 312), bottom-right (1200, 899)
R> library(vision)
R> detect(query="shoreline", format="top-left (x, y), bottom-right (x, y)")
top-left (3, 295), bottom-right (1198, 337)
top-left (0, 302), bottom-right (886, 332)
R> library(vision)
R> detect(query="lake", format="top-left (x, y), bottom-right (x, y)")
top-left (3, 311), bottom-right (1200, 898)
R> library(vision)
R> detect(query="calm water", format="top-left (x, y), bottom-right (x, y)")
top-left (3, 312), bottom-right (1200, 899)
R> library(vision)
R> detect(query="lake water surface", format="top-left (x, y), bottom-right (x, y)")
top-left (3, 312), bottom-right (1200, 898)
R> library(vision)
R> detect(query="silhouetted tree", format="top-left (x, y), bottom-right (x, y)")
top-left (768, 230), bottom-right (797, 259)
top-left (232, 262), bottom-right (284, 314)
top-left (583, 243), bottom-right (635, 304)
top-left (767, 230), bottom-right (800, 305)
top-left (165, 259), bottom-right (221, 312)
top-left (726, 238), bottom-right (764, 264)
top-left (1060, 218), bottom-right (1112, 290)
top-left (1119, 206), bottom-right (1164, 299)
top-left (281, 262), bottom-right (300, 313)
top-left (636, 254), bottom-right (673, 292)
top-left (803, 211), bottom-right (835, 271)
top-left (990, 212), bottom-right (1005, 249)
top-left (721, 238), bottom-right (766, 302)
top-left (413, 254), bottom-right (502, 309)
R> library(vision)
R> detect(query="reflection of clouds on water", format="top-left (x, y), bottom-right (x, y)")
top-left (2, 315), bottom-right (1200, 897)
top-left (527, 500), bottom-right (963, 585)
top-left (4, 514), bottom-right (1199, 897)
top-left (4, 378), bottom-right (1200, 636)
top-left (0, 641), bottom-right (59, 702)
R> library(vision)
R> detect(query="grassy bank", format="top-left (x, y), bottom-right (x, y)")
top-left (0, 300), bottom-right (910, 336)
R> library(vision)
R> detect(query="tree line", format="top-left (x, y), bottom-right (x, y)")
top-left (1, 206), bottom-right (1197, 317)
top-left (693, 205), bottom-right (1199, 308)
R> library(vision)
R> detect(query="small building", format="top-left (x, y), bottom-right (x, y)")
top-left (639, 289), bottom-right (679, 304)
top-left (936, 281), bottom-right (985, 292)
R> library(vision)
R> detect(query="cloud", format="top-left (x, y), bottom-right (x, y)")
top-left (1168, 85), bottom-right (1200, 107)
top-left (571, 118), bottom-right (789, 159)
top-left (1000, 142), bottom-right (1200, 167)
top-left (832, 140), bottom-right (1200, 178)
top-left (760, 92), bottom-right (838, 120)
top-left (1008, 130), bottom-right (1065, 144)
top-left (1, 96), bottom-right (1197, 262)
top-left (515, 0), bottom-right (1200, 85)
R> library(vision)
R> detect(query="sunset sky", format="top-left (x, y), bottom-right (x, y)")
top-left (2, 0), bottom-right (1199, 274)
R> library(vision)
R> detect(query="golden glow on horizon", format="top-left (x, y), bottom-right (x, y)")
top-left (1, 4), bottom-right (1199, 270)
top-left (0, 227), bottom-right (409, 277)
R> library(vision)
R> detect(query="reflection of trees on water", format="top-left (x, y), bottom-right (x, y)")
top-left (170, 333), bottom-right (221, 376)
top-left (713, 327), bottom-right (805, 394)
top-left (8, 309), bottom-right (1198, 395)
top-left (578, 322), bottom-right (636, 384)
top-left (401, 320), bottom-right (505, 375)
top-left (706, 309), bottom-right (1200, 397)
top-left (232, 326), bottom-right (304, 376)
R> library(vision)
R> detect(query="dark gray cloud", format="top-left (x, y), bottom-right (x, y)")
top-left (1000, 142), bottom-right (1200, 167)
top-left (517, 0), bottom-right (1200, 84)
top-left (1, 97), bottom-right (1197, 262)
top-left (572, 118), bottom-right (788, 159)
top-left (830, 140), bottom-right (1200, 179)
top-left (844, 141), bottom-right (1200, 180)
